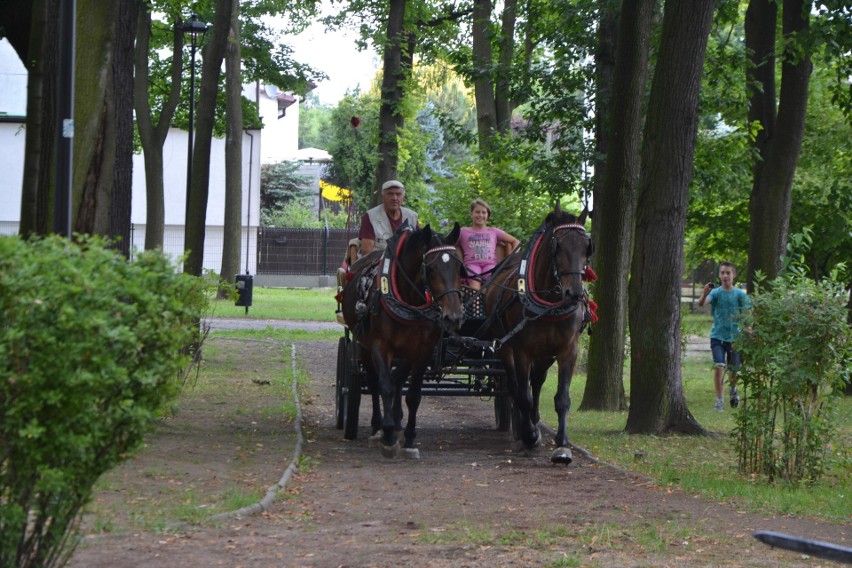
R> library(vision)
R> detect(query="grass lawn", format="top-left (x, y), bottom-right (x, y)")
top-left (210, 286), bottom-right (339, 321)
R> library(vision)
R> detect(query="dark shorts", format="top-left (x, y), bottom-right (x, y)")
top-left (710, 338), bottom-right (741, 370)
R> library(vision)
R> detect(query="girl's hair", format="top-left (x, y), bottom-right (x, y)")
top-left (470, 198), bottom-right (492, 220)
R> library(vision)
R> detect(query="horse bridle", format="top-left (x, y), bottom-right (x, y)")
top-left (421, 245), bottom-right (464, 303)
top-left (550, 223), bottom-right (590, 280)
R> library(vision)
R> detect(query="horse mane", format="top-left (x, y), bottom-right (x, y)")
top-left (387, 225), bottom-right (432, 308)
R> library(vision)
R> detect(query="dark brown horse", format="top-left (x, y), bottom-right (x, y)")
top-left (342, 224), bottom-right (465, 458)
top-left (484, 205), bottom-right (592, 464)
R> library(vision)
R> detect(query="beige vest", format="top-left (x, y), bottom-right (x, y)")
top-left (366, 205), bottom-right (418, 252)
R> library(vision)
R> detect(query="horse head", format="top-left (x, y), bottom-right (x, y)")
top-left (415, 223), bottom-right (465, 330)
top-left (544, 204), bottom-right (592, 304)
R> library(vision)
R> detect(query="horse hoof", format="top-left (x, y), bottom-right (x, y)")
top-left (368, 430), bottom-right (383, 447)
top-left (403, 447), bottom-right (420, 460)
top-left (550, 447), bottom-right (573, 465)
top-left (381, 442), bottom-right (399, 459)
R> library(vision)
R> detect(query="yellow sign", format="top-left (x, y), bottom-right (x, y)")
top-left (320, 180), bottom-right (351, 202)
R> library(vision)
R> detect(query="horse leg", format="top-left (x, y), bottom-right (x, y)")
top-left (370, 348), bottom-right (399, 457)
top-left (360, 362), bottom-right (381, 439)
top-left (551, 341), bottom-right (579, 465)
top-left (508, 349), bottom-right (541, 450)
top-left (402, 361), bottom-right (428, 460)
top-left (529, 358), bottom-right (553, 426)
top-left (392, 361), bottom-right (412, 438)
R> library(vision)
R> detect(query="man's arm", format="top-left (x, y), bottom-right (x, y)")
top-left (358, 213), bottom-right (376, 255)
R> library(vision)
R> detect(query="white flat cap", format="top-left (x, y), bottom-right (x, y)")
top-left (381, 180), bottom-right (404, 191)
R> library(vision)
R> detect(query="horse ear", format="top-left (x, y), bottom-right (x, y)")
top-left (446, 222), bottom-right (461, 245)
top-left (555, 201), bottom-right (563, 215)
top-left (579, 206), bottom-right (589, 226)
top-left (421, 224), bottom-right (433, 244)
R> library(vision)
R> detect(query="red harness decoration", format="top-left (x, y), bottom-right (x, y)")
top-left (389, 231), bottom-right (429, 310)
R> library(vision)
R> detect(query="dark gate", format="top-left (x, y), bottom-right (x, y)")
top-left (257, 228), bottom-right (356, 275)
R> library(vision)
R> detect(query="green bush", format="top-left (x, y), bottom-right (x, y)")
top-left (734, 237), bottom-right (852, 484)
top-left (0, 235), bottom-right (208, 567)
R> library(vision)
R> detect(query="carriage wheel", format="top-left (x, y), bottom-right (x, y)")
top-left (334, 336), bottom-right (349, 430)
top-left (342, 340), bottom-right (362, 440)
top-left (494, 394), bottom-right (512, 432)
top-left (492, 369), bottom-right (512, 432)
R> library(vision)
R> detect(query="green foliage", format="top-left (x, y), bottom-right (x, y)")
top-left (298, 93), bottom-right (334, 149)
top-left (0, 235), bottom-right (208, 567)
top-left (733, 232), bottom-right (852, 484)
top-left (789, 68), bottom-right (852, 281)
top-left (262, 201), bottom-right (350, 229)
top-left (260, 160), bottom-right (314, 213)
top-left (685, 124), bottom-right (753, 270)
top-left (324, 93), bottom-right (381, 212)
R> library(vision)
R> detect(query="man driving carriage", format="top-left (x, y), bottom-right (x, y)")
top-left (337, 180), bottom-right (420, 319)
top-left (359, 180), bottom-right (419, 255)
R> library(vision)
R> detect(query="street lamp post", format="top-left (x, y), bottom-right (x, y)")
top-left (177, 13), bottom-right (211, 237)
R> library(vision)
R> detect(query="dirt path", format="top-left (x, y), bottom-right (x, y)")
top-left (69, 337), bottom-right (848, 567)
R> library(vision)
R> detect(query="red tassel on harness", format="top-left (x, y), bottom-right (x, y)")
top-left (425, 291), bottom-right (433, 305)
top-left (583, 266), bottom-right (598, 282)
top-left (345, 271), bottom-right (355, 281)
top-left (588, 298), bottom-right (599, 323)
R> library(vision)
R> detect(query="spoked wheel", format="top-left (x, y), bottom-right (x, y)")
top-left (494, 393), bottom-right (512, 432)
top-left (493, 372), bottom-right (512, 432)
top-left (342, 340), bottom-right (361, 440)
top-left (334, 336), bottom-right (349, 430)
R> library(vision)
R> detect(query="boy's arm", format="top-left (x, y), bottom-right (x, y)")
top-left (698, 283), bottom-right (713, 307)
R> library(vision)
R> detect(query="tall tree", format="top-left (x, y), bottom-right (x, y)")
top-left (71, 0), bottom-right (137, 257)
top-left (371, 0), bottom-right (409, 204)
top-left (8, 0), bottom-right (59, 237)
top-left (626, 0), bottom-right (717, 435)
top-left (183, 0), bottom-right (234, 276)
top-left (745, 0), bottom-right (813, 290)
top-left (472, 0), bottom-right (497, 152)
top-left (134, 4), bottom-right (185, 251)
top-left (220, 0), bottom-right (242, 287)
top-left (581, 0), bottom-right (652, 412)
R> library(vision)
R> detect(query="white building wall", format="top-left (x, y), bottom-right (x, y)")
top-left (0, 39), bottom-right (27, 117)
top-left (0, 120), bottom-right (261, 275)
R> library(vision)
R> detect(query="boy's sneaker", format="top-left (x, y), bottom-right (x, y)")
top-left (729, 386), bottom-right (740, 408)
top-left (714, 399), bottom-right (724, 412)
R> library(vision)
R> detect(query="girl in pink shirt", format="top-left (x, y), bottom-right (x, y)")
top-left (459, 199), bottom-right (520, 290)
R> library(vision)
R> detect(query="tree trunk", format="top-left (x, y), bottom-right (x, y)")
top-left (72, 0), bottom-right (136, 247)
top-left (494, 0), bottom-right (516, 132)
top-left (107, 0), bottom-right (137, 257)
top-left (581, 0), bottom-right (651, 412)
top-left (745, 0), bottom-right (812, 291)
top-left (472, 0), bottom-right (496, 153)
top-left (134, 5), bottom-right (185, 251)
top-left (372, 0), bottom-right (407, 205)
top-left (16, 0), bottom-right (58, 237)
top-left (184, 0), bottom-right (234, 276)
top-left (220, 0), bottom-right (242, 291)
top-left (626, 0), bottom-right (717, 435)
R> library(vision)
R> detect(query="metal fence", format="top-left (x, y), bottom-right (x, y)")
top-left (257, 227), bottom-right (357, 275)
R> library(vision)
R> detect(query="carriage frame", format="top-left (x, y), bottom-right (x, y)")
top-left (334, 286), bottom-right (513, 440)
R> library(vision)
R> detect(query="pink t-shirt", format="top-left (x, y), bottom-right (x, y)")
top-left (459, 227), bottom-right (508, 266)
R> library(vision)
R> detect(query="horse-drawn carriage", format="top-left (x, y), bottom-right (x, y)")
top-left (334, 205), bottom-right (595, 463)
top-left (335, 285), bottom-right (513, 440)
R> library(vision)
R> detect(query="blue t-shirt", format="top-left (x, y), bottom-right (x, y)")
top-left (708, 287), bottom-right (751, 343)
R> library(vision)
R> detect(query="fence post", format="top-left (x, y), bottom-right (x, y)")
top-left (322, 221), bottom-right (329, 275)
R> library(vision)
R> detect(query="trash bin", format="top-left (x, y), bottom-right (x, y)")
top-left (235, 273), bottom-right (253, 309)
